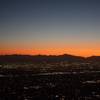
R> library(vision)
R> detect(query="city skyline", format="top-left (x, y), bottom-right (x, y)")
top-left (0, 0), bottom-right (100, 57)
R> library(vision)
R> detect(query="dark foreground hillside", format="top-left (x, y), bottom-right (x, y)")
top-left (0, 70), bottom-right (100, 100)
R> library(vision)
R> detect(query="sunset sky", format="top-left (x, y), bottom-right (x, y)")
top-left (0, 0), bottom-right (100, 56)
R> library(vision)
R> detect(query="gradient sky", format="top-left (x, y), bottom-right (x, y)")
top-left (0, 0), bottom-right (100, 56)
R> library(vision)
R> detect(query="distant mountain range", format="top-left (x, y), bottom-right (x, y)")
top-left (0, 54), bottom-right (100, 63)
top-left (87, 56), bottom-right (100, 62)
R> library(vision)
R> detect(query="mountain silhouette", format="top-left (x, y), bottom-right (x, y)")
top-left (0, 54), bottom-right (85, 63)
top-left (87, 56), bottom-right (100, 62)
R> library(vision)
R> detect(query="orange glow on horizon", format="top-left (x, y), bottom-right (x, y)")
top-left (0, 48), bottom-right (100, 57)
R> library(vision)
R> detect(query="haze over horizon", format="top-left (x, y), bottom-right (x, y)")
top-left (0, 0), bottom-right (100, 57)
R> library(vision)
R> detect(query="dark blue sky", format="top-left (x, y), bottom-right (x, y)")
top-left (0, 0), bottom-right (100, 56)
